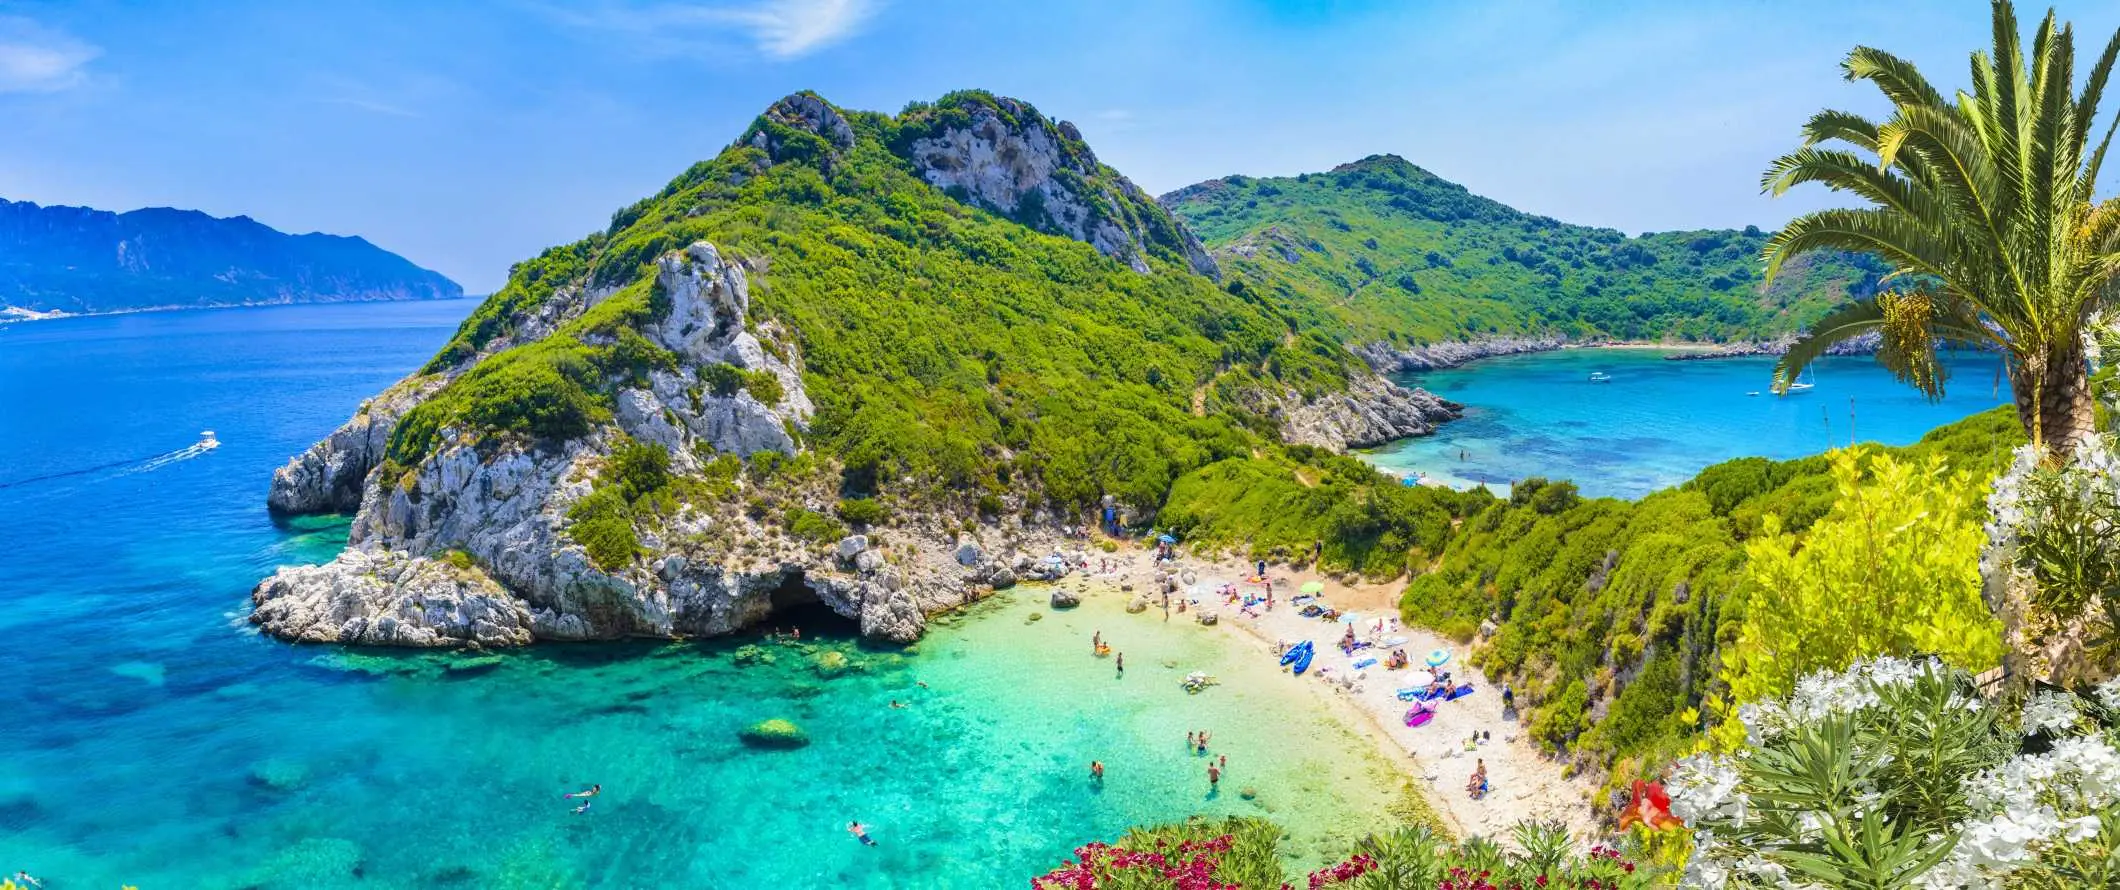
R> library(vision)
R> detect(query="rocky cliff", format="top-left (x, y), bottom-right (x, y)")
top-left (253, 91), bottom-right (1439, 651)
top-left (897, 93), bottom-right (1219, 279)
top-left (1351, 335), bottom-right (1571, 372)
top-left (0, 198), bottom-right (461, 318)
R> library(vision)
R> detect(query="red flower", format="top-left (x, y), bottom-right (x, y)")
top-left (1616, 779), bottom-right (1685, 831)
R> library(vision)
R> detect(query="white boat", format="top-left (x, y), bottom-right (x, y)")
top-left (1781, 369), bottom-right (1817, 394)
top-left (1587, 371), bottom-right (1613, 383)
top-left (199, 430), bottom-right (220, 449)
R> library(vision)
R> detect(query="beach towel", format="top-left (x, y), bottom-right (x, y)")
top-left (1446, 683), bottom-right (1477, 701)
top-left (1404, 707), bottom-right (1434, 727)
top-left (1353, 658), bottom-right (1377, 670)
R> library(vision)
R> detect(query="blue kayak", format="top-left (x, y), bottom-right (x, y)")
top-left (1278, 640), bottom-right (1313, 667)
top-left (1292, 644), bottom-right (1316, 675)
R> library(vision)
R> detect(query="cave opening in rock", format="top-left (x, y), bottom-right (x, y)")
top-left (766, 570), bottom-right (859, 638)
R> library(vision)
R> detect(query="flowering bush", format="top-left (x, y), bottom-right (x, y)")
top-left (1670, 657), bottom-right (2120, 888)
top-left (1310, 823), bottom-right (1658, 890)
top-left (1983, 437), bottom-right (2120, 674)
top-left (1032, 817), bottom-right (1285, 890)
top-left (1035, 820), bottom-right (1662, 890)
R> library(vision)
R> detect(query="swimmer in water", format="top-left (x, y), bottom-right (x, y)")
top-left (563, 784), bottom-right (602, 800)
top-left (573, 800), bottom-right (593, 815)
top-left (12, 872), bottom-right (45, 889)
top-left (849, 821), bottom-right (877, 846)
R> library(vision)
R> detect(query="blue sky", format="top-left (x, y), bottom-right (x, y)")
top-left (3, 0), bottom-right (2117, 293)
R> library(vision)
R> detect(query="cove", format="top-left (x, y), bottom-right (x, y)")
top-left (0, 302), bottom-right (1400, 888)
top-left (1362, 347), bottom-right (2010, 499)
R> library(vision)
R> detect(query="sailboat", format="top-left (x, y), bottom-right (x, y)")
top-left (1781, 368), bottom-right (1816, 395)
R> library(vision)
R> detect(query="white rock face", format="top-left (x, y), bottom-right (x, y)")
top-left (252, 239), bottom-right (962, 648)
top-left (902, 96), bottom-right (1219, 280)
top-left (266, 378), bottom-right (441, 514)
top-left (1277, 374), bottom-right (1465, 452)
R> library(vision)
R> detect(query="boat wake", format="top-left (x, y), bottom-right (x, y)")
top-left (0, 431), bottom-right (219, 491)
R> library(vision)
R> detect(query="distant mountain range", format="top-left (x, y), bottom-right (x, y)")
top-left (0, 198), bottom-right (461, 320)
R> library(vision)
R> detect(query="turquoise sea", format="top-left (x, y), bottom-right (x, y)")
top-left (1363, 348), bottom-right (2011, 498)
top-left (0, 303), bottom-right (1405, 888)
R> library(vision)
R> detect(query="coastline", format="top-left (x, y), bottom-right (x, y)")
top-left (1068, 544), bottom-right (1598, 842)
top-left (0, 294), bottom-right (480, 325)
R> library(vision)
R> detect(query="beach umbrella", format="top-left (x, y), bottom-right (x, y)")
top-left (1158, 534), bottom-right (1175, 544)
top-left (1299, 581), bottom-right (1325, 595)
top-left (1406, 670), bottom-right (1434, 687)
top-left (1425, 648), bottom-right (1451, 667)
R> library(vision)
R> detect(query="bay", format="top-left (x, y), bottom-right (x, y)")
top-left (0, 302), bottom-right (1398, 888)
top-left (1362, 347), bottom-right (2010, 499)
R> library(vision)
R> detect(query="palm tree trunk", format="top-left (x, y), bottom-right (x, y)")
top-left (2012, 341), bottom-right (2098, 459)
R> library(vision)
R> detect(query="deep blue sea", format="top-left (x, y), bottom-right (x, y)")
top-left (0, 302), bottom-right (1407, 888)
top-left (1363, 348), bottom-right (2009, 498)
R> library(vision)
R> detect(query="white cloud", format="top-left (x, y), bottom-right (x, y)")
top-left (0, 15), bottom-right (98, 93)
top-left (551, 0), bottom-right (880, 60)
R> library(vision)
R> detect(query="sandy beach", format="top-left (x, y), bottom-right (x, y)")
top-left (1069, 545), bottom-right (1597, 840)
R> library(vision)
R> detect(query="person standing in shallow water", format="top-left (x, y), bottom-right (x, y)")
top-left (1207, 763), bottom-right (1221, 790)
top-left (1115, 652), bottom-right (1124, 677)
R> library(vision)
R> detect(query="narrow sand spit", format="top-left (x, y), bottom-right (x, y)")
top-left (1075, 547), bottom-right (1596, 840)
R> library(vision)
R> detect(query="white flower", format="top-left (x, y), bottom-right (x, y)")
top-left (2020, 691), bottom-right (2081, 737)
top-left (1681, 852), bottom-right (1730, 890)
top-left (2061, 815), bottom-right (2102, 843)
top-left (2095, 676), bottom-right (2120, 712)
top-left (1735, 854), bottom-right (1786, 883)
top-left (1668, 755), bottom-right (1748, 827)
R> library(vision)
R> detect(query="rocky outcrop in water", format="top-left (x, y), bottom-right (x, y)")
top-left (267, 379), bottom-right (440, 514)
top-left (253, 239), bottom-right (1100, 649)
top-left (1660, 332), bottom-right (1881, 361)
top-left (1280, 374), bottom-right (1463, 450)
top-left (1352, 335), bottom-right (1570, 372)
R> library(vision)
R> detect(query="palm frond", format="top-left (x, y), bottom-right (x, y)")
top-left (1773, 299), bottom-right (1888, 394)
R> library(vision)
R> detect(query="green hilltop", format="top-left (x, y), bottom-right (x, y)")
top-left (396, 90), bottom-right (1364, 515)
top-left (1162, 154), bottom-right (1888, 347)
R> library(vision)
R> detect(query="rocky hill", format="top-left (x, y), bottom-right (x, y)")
top-left (0, 198), bottom-right (460, 318)
top-left (252, 91), bottom-right (1461, 649)
top-left (1162, 154), bottom-right (1888, 369)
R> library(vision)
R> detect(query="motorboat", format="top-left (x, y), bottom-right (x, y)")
top-left (199, 430), bottom-right (220, 449)
top-left (1588, 371), bottom-right (1613, 383)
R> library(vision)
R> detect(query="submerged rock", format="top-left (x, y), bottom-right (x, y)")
top-left (1050, 590), bottom-right (1081, 610)
top-left (739, 718), bottom-right (810, 749)
top-left (247, 758), bottom-right (311, 793)
top-left (811, 650), bottom-right (850, 678)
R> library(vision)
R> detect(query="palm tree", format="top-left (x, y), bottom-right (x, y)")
top-left (1761, 0), bottom-right (2120, 458)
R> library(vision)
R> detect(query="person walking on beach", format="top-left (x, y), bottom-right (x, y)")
top-left (1255, 559), bottom-right (1266, 579)
top-left (1501, 683), bottom-right (1515, 713)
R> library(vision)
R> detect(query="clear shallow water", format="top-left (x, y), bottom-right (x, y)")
top-left (0, 303), bottom-right (1399, 888)
top-left (1363, 348), bottom-right (2009, 499)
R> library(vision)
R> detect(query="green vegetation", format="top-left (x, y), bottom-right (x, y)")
top-left (1032, 817), bottom-right (1659, 889)
top-left (1760, 0), bottom-right (2120, 457)
top-left (1712, 449), bottom-right (2003, 745)
top-left (565, 437), bottom-right (677, 572)
top-left (1160, 447), bottom-right (1490, 579)
top-left (1164, 154), bottom-right (1888, 346)
top-left (1398, 407), bottom-right (2023, 785)
top-left (834, 497), bottom-right (889, 526)
top-left (407, 90), bottom-right (1360, 517)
